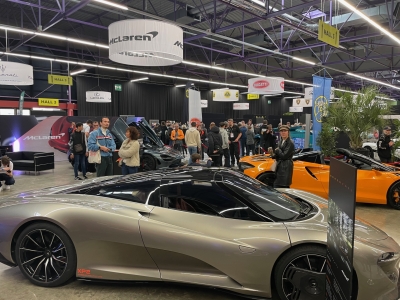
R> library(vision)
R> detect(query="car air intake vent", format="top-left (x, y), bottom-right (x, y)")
top-left (160, 154), bottom-right (174, 161)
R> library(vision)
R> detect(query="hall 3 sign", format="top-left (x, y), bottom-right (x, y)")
top-left (38, 98), bottom-right (59, 107)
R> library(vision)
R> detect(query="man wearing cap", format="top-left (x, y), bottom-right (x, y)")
top-left (270, 125), bottom-right (295, 188)
top-left (377, 126), bottom-right (394, 163)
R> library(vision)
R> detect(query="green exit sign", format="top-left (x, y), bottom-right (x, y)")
top-left (115, 84), bottom-right (122, 92)
top-left (267, 100), bottom-right (271, 104)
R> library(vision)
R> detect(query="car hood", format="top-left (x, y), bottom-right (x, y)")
top-left (281, 188), bottom-right (388, 242)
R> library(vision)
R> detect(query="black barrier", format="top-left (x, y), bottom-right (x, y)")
top-left (326, 157), bottom-right (357, 300)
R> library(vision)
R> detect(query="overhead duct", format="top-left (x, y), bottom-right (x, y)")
top-left (165, 3), bottom-right (228, 24)
top-left (229, 34), bottom-right (273, 52)
top-left (219, 0), bottom-right (267, 16)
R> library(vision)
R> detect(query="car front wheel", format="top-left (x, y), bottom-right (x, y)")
top-left (15, 222), bottom-right (77, 287)
top-left (387, 182), bottom-right (400, 210)
top-left (274, 245), bottom-right (326, 300)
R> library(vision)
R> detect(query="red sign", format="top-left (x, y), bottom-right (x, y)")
top-left (253, 80), bottom-right (269, 89)
top-left (280, 81), bottom-right (284, 89)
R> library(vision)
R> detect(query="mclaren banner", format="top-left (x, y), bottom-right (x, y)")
top-left (188, 89), bottom-right (202, 124)
top-left (312, 75), bottom-right (332, 150)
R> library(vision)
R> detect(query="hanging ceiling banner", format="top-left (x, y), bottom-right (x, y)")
top-left (48, 74), bottom-right (73, 86)
top-left (108, 19), bottom-right (183, 66)
top-left (318, 20), bottom-right (340, 48)
top-left (0, 62), bottom-right (33, 85)
top-left (213, 89), bottom-right (239, 101)
top-left (247, 94), bottom-right (260, 100)
top-left (293, 98), bottom-right (312, 107)
top-left (86, 91), bottom-right (112, 103)
top-left (305, 86), bottom-right (335, 102)
top-left (233, 103), bottom-right (249, 110)
top-left (248, 77), bottom-right (284, 94)
top-left (201, 100), bottom-right (208, 108)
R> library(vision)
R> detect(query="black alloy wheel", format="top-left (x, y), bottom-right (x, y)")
top-left (274, 245), bottom-right (326, 300)
top-left (142, 155), bottom-right (157, 170)
top-left (387, 182), bottom-right (400, 210)
top-left (15, 222), bottom-right (76, 287)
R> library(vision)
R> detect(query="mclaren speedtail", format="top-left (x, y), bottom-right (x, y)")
top-left (0, 168), bottom-right (399, 300)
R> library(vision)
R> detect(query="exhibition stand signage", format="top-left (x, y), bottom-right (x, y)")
top-left (311, 75), bottom-right (332, 150)
top-left (292, 98), bottom-right (312, 107)
top-left (188, 89), bottom-right (202, 124)
top-left (38, 98), bottom-right (59, 107)
top-left (233, 103), bottom-right (249, 110)
top-left (108, 19), bottom-right (183, 66)
top-left (17, 91), bottom-right (25, 115)
top-left (201, 100), bottom-right (208, 108)
top-left (48, 74), bottom-right (73, 86)
top-left (247, 77), bottom-right (284, 95)
top-left (326, 158), bottom-right (357, 300)
top-left (247, 94), bottom-right (260, 100)
top-left (0, 61), bottom-right (33, 85)
top-left (289, 106), bottom-right (303, 112)
top-left (213, 89), bottom-right (239, 101)
top-left (86, 91), bottom-right (112, 103)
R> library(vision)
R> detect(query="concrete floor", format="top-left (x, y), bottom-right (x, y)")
top-left (1, 161), bottom-right (400, 300)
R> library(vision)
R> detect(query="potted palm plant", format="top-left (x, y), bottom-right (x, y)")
top-left (324, 86), bottom-right (391, 154)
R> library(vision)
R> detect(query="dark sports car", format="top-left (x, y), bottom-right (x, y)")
top-left (0, 168), bottom-right (399, 300)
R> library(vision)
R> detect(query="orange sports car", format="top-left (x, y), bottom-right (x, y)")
top-left (239, 148), bottom-right (400, 209)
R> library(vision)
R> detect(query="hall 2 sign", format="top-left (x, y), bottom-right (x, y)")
top-left (38, 98), bottom-right (59, 107)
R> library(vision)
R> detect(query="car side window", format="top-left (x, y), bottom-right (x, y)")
top-left (163, 180), bottom-right (262, 221)
top-left (88, 180), bottom-right (160, 205)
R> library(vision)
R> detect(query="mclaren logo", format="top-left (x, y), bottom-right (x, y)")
top-left (109, 31), bottom-right (158, 45)
top-left (174, 41), bottom-right (183, 49)
top-left (24, 133), bottom-right (65, 140)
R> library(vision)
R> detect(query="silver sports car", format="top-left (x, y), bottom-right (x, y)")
top-left (0, 168), bottom-right (399, 300)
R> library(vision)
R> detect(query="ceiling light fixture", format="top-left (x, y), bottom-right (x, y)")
top-left (70, 69), bottom-right (87, 76)
top-left (337, 0), bottom-right (400, 45)
top-left (93, 0), bottom-right (128, 10)
top-left (347, 72), bottom-right (400, 91)
top-left (292, 57), bottom-right (316, 65)
top-left (130, 77), bottom-right (148, 82)
top-left (284, 91), bottom-right (306, 95)
top-left (175, 84), bottom-right (186, 87)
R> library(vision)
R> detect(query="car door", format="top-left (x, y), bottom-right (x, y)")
top-left (139, 179), bottom-right (290, 296)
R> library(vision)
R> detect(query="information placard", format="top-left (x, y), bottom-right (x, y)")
top-left (326, 157), bottom-right (357, 300)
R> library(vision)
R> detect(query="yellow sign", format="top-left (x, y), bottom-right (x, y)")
top-left (247, 94), bottom-right (260, 100)
top-left (235, 91), bottom-right (239, 98)
top-left (185, 89), bottom-right (189, 98)
top-left (38, 98), bottom-right (59, 107)
top-left (224, 91), bottom-right (231, 98)
top-left (318, 20), bottom-right (339, 48)
top-left (48, 74), bottom-right (73, 86)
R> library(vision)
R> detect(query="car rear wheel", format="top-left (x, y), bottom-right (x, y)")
top-left (274, 245), bottom-right (326, 300)
top-left (257, 172), bottom-right (275, 186)
top-left (142, 154), bottom-right (157, 170)
top-left (15, 222), bottom-right (76, 287)
top-left (387, 182), bottom-right (400, 210)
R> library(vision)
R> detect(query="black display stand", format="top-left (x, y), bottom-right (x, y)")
top-left (326, 158), bottom-right (357, 300)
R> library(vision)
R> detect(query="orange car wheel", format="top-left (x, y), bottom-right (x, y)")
top-left (387, 182), bottom-right (400, 210)
top-left (257, 172), bottom-right (275, 186)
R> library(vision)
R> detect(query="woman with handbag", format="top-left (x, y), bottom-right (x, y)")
top-left (118, 126), bottom-right (140, 175)
top-left (207, 125), bottom-right (223, 167)
top-left (271, 125), bottom-right (295, 188)
top-left (69, 122), bottom-right (88, 180)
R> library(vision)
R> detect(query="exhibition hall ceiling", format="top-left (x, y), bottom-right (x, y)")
top-left (1, 0), bottom-right (400, 98)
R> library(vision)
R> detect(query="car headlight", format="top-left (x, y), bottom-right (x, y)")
top-left (378, 252), bottom-right (399, 263)
top-left (239, 162), bottom-right (255, 170)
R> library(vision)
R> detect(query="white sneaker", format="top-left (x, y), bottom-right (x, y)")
top-left (4, 185), bottom-right (10, 190)
top-left (86, 172), bottom-right (92, 175)
top-left (0, 186), bottom-right (3, 192)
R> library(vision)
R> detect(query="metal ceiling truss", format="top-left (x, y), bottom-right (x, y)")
top-left (1, 0), bottom-right (400, 99)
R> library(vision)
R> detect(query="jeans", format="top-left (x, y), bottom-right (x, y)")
top-left (121, 163), bottom-right (138, 175)
top-left (74, 154), bottom-right (86, 177)
top-left (240, 139), bottom-right (247, 156)
top-left (187, 146), bottom-right (198, 164)
top-left (97, 156), bottom-right (113, 177)
top-left (246, 144), bottom-right (255, 156)
top-left (229, 142), bottom-right (240, 166)
top-left (0, 173), bottom-right (15, 186)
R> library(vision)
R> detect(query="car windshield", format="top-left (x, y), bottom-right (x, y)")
top-left (223, 174), bottom-right (301, 221)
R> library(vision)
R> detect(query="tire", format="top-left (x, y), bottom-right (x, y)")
top-left (257, 172), bottom-right (275, 186)
top-left (387, 181), bottom-right (400, 210)
top-left (274, 245), bottom-right (326, 300)
top-left (142, 155), bottom-right (157, 170)
top-left (15, 222), bottom-right (77, 287)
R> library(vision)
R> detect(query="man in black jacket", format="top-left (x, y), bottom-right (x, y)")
top-left (207, 126), bottom-right (223, 167)
top-left (377, 126), bottom-right (394, 163)
top-left (226, 118), bottom-right (242, 167)
top-left (69, 122), bottom-right (88, 180)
